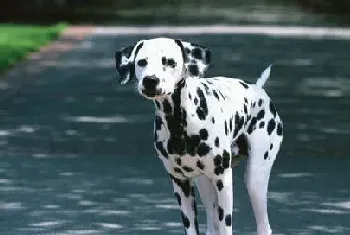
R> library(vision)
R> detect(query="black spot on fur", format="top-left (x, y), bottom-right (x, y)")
top-left (218, 207), bottom-right (224, 221)
top-left (233, 112), bottom-right (244, 139)
top-left (169, 174), bottom-right (191, 197)
top-left (244, 104), bottom-right (248, 114)
top-left (214, 137), bottom-right (220, 147)
top-left (218, 90), bottom-right (226, 100)
top-left (222, 150), bottom-right (230, 168)
top-left (188, 64), bottom-right (199, 77)
top-left (252, 102), bottom-right (256, 108)
top-left (197, 160), bottom-right (205, 170)
top-left (267, 119), bottom-right (276, 135)
top-left (214, 166), bottom-right (225, 175)
top-left (258, 99), bottom-right (263, 107)
top-left (259, 121), bottom-right (265, 129)
top-left (176, 158), bottom-right (182, 166)
top-left (194, 97), bottom-right (198, 105)
top-left (174, 167), bottom-right (183, 174)
top-left (264, 151), bottom-right (269, 160)
top-left (247, 117), bottom-right (257, 134)
top-left (216, 180), bottom-right (224, 191)
top-left (213, 90), bottom-right (220, 100)
top-left (188, 93), bottom-right (192, 100)
top-left (155, 115), bottom-right (162, 130)
top-left (198, 142), bottom-right (211, 156)
top-left (202, 83), bottom-right (210, 95)
top-left (163, 99), bottom-right (172, 114)
top-left (270, 143), bottom-right (273, 150)
top-left (175, 39), bottom-right (189, 63)
top-left (214, 154), bottom-right (222, 166)
top-left (225, 214), bottom-right (232, 226)
top-left (183, 166), bottom-right (194, 172)
top-left (236, 134), bottom-right (248, 156)
top-left (224, 121), bottom-right (228, 135)
top-left (133, 41), bottom-right (143, 54)
top-left (118, 65), bottom-right (131, 79)
top-left (155, 141), bottom-right (168, 158)
top-left (181, 211), bottom-right (190, 228)
top-left (175, 192), bottom-right (181, 205)
top-left (277, 122), bottom-right (283, 136)
top-left (244, 97), bottom-right (248, 103)
top-left (192, 47), bottom-right (203, 60)
top-left (270, 101), bottom-right (277, 117)
top-left (196, 88), bottom-right (208, 120)
top-left (239, 81), bottom-right (249, 89)
top-left (162, 56), bottom-right (167, 66)
top-left (186, 135), bottom-right (201, 156)
top-left (211, 117), bottom-right (215, 124)
top-left (256, 110), bottom-right (265, 121)
top-left (199, 129), bottom-right (208, 140)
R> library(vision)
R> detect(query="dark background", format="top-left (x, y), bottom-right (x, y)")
top-left (1, 0), bottom-right (350, 26)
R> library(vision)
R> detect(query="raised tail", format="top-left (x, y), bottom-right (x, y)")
top-left (256, 65), bottom-right (272, 88)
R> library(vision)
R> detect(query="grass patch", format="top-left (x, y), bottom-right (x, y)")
top-left (0, 23), bottom-right (67, 73)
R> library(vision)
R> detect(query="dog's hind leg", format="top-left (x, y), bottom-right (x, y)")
top-left (196, 175), bottom-right (219, 235)
top-left (245, 127), bottom-right (282, 235)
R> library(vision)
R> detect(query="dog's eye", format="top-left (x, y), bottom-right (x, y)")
top-left (137, 59), bottom-right (148, 67)
top-left (162, 57), bottom-right (167, 66)
top-left (167, 59), bottom-right (176, 68)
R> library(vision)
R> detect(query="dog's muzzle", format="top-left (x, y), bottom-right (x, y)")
top-left (141, 75), bottom-right (162, 98)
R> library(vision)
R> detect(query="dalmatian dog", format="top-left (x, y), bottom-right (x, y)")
top-left (115, 38), bottom-right (283, 235)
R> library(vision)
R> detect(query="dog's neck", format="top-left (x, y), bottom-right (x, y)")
top-left (153, 77), bottom-right (188, 132)
top-left (153, 77), bottom-right (192, 155)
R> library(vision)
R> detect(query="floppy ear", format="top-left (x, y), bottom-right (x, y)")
top-left (175, 39), bottom-right (211, 78)
top-left (115, 41), bottom-right (144, 84)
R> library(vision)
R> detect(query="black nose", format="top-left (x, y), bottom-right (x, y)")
top-left (142, 75), bottom-right (159, 90)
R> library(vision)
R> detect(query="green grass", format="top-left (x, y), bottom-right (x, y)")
top-left (0, 23), bottom-right (67, 73)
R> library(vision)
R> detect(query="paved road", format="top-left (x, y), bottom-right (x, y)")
top-left (0, 27), bottom-right (349, 234)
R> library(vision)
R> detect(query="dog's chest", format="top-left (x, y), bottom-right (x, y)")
top-left (154, 115), bottom-right (213, 177)
top-left (153, 101), bottom-right (217, 178)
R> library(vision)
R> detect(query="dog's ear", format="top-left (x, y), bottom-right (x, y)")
top-left (115, 41), bottom-right (144, 84)
top-left (175, 39), bottom-right (211, 78)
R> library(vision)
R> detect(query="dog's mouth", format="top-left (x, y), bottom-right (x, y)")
top-left (140, 88), bottom-right (164, 99)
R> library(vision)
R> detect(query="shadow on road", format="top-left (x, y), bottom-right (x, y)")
top-left (0, 155), bottom-right (349, 235)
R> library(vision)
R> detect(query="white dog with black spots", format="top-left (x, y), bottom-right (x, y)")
top-left (115, 38), bottom-right (283, 235)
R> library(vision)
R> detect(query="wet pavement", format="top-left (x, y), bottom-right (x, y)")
top-left (0, 28), bottom-right (349, 234)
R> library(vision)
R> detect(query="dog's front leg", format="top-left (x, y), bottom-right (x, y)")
top-left (170, 175), bottom-right (199, 235)
top-left (213, 168), bottom-right (233, 235)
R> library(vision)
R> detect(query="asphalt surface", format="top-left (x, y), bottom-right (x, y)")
top-left (0, 27), bottom-right (349, 234)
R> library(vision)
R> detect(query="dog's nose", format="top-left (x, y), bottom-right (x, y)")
top-left (142, 75), bottom-right (159, 90)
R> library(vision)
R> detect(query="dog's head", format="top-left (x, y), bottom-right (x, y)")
top-left (115, 38), bottom-right (211, 99)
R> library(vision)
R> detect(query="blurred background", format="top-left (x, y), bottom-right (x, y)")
top-left (1, 0), bottom-right (350, 25)
top-left (0, 1), bottom-right (349, 235)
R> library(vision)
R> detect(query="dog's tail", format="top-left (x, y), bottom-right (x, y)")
top-left (256, 65), bottom-right (272, 88)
